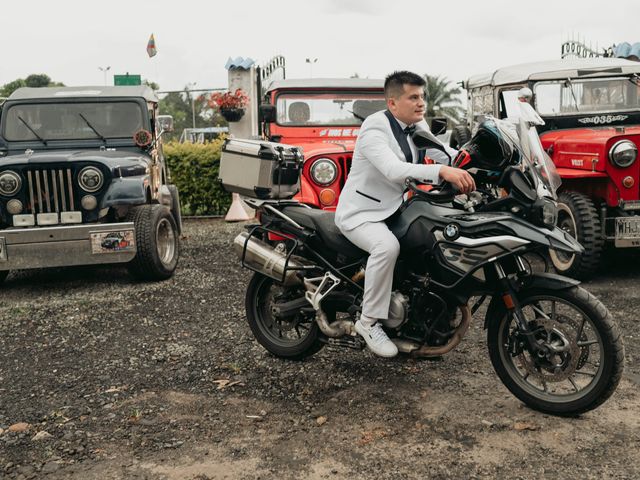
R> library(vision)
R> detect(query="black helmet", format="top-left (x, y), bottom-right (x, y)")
top-left (454, 119), bottom-right (520, 172)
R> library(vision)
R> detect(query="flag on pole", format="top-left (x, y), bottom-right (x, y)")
top-left (146, 34), bottom-right (157, 58)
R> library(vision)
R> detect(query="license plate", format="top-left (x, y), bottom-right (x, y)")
top-left (615, 217), bottom-right (640, 247)
top-left (90, 230), bottom-right (136, 254)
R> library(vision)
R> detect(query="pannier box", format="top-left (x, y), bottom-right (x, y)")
top-left (219, 138), bottom-right (303, 199)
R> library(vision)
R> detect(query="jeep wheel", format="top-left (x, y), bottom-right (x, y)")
top-left (449, 125), bottom-right (472, 149)
top-left (127, 205), bottom-right (179, 281)
top-left (549, 191), bottom-right (603, 280)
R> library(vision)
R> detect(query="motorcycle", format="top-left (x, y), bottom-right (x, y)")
top-left (233, 106), bottom-right (624, 416)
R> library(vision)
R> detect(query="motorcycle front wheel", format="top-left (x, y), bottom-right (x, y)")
top-left (245, 273), bottom-right (324, 360)
top-left (487, 286), bottom-right (624, 416)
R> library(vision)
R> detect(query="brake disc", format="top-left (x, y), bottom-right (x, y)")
top-left (517, 315), bottom-right (584, 383)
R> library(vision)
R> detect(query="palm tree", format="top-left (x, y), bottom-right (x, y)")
top-left (423, 74), bottom-right (464, 124)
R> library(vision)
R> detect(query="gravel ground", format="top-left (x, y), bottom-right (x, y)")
top-left (0, 218), bottom-right (638, 480)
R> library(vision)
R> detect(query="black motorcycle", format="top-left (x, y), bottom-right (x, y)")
top-left (234, 113), bottom-right (624, 416)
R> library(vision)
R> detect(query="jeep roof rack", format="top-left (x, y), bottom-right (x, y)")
top-left (465, 58), bottom-right (640, 89)
top-left (7, 86), bottom-right (158, 102)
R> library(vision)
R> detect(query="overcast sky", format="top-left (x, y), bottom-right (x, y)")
top-left (1, 0), bottom-right (639, 93)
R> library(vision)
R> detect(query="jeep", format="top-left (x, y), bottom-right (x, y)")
top-left (457, 58), bottom-right (640, 279)
top-left (0, 86), bottom-right (181, 283)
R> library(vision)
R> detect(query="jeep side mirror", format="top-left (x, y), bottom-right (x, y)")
top-left (430, 117), bottom-right (448, 136)
top-left (259, 104), bottom-right (277, 123)
top-left (157, 115), bottom-right (174, 133)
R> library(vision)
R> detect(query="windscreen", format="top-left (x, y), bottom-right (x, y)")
top-left (3, 101), bottom-right (144, 141)
top-left (534, 77), bottom-right (640, 116)
top-left (275, 92), bottom-right (386, 126)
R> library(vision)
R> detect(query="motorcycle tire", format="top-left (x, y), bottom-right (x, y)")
top-left (245, 273), bottom-right (324, 360)
top-left (487, 286), bottom-right (624, 416)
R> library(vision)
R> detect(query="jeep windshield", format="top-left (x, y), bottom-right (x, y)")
top-left (275, 92), bottom-right (386, 126)
top-left (534, 77), bottom-right (640, 116)
top-left (2, 101), bottom-right (144, 142)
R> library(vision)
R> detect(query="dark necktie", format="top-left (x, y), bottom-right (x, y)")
top-left (403, 125), bottom-right (416, 136)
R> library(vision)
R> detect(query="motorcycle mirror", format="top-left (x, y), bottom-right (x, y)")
top-left (259, 104), bottom-right (277, 123)
top-left (430, 117), bottom-right (448, 136)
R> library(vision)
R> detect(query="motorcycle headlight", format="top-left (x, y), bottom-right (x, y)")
top-left (542, 199), bottom-right (558, 228)
top-left (0, 170), bottom-right (22, 196)
top-left (609, 140), bottom-right (637, 168)
top-left (310, 158), bottom-right (338, 186)
top-left (78, 166), bottom-right (104, 193)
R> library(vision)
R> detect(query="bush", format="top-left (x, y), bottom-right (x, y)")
top-left (164, 138), bottom-right (231, 215)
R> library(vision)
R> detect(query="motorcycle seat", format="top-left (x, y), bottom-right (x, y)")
top-left (281, 206), bottom-right (366, 260)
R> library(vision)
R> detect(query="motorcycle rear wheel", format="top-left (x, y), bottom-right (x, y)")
top-left (245, 273), bottom-right (324, 360)
top-left (487, 286), bottom-right (624, 416)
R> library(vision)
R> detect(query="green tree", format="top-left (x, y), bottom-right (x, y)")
top-left (1, 74), bottom-right (65, 97)
top-left (423, 74), bottom-right (464, 124)
top-left (159, 87), bottom-right (226, 141)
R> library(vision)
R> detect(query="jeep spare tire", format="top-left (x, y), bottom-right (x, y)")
top-left (127, 205), bottom-right (179, 280)
top-left (549, 191), bottom-right (603, 280)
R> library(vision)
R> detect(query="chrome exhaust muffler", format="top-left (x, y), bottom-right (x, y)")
top-left (234, 231), bottom-right (307, 285)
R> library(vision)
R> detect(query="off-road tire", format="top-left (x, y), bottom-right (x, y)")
top-left (245, 273), bottom-right (324, 360)
top-left (449, 125), bottom-right (472, 149)
top-left (487, 286), bottom-right (624, 416)
top-left (126, 204), bottom-right (179, 281)
top-left (167, 184), bottom-right (183, 234)
top-left (549, 191), bottom-right (603, 280)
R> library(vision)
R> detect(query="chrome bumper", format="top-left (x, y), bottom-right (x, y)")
top-left (0, 222), bottom-right (136, 271)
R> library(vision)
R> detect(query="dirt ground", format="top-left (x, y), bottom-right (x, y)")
top-left (0, 219), bottom-right (638, 480)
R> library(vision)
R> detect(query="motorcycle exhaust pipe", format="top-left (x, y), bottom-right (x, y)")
top-left (234, 232), bottom-right (307, 286)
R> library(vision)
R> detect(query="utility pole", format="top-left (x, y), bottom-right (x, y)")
top-left (98, 66), bottom-right (111, 86)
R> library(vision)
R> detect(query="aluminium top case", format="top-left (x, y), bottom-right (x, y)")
top-left (219, 138), bottom-right (303, 199)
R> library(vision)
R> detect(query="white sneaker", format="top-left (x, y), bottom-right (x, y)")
top-left (355, 320), bottom-right (398, 358)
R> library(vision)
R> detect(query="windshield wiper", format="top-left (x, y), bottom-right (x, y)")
top-left (17, 115), bottom-right (47, 146)
top-left (564, 78), bottom-right (581, 113)
top-left (78, 113), bottom-right (107, 145)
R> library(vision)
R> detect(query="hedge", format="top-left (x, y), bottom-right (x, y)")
top-left (163, 138), bottom-right (232, 215)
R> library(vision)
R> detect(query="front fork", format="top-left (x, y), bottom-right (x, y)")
top-left (494, 258), bottom-right (548, 357)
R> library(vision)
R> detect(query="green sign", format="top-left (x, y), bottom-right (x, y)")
top-left (114, 74), bottom-right (142, 86)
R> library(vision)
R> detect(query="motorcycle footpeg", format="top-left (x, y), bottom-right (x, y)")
top-left (321, 335), bottom-right (365, 350)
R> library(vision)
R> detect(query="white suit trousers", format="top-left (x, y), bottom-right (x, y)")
top-left (340, 221), bottom-right (400, 321)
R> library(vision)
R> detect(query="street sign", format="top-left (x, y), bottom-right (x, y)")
top-left (114, 74), bottom-right (142, 86)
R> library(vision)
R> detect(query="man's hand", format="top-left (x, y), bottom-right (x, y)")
top-left (439, 166), bottom-right (476, 194)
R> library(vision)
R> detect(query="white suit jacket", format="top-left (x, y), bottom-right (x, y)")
top-left (335, 110), bottom-right (443, 232)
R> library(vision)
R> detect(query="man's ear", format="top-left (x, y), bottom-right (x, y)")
top-left (386, 98), bottom-right (395, 111)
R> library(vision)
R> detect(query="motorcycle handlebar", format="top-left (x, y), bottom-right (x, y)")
top-left (405, 177), bottom-right (457, 203)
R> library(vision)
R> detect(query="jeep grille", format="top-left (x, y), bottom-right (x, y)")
top-left (25, 168), bottom-right (75, 214)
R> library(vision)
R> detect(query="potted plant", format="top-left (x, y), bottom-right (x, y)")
top-left (208, 88), bottom-right (250, 122)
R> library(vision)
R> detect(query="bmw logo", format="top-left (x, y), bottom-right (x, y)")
top-left (444, 223), bottom-right (460, 240)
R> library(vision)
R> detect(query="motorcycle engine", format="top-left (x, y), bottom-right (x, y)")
top-left (381, 291), bottom-right (410, 329)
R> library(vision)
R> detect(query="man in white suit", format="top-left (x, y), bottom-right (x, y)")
top-left (335, 71), bottom-right (475, 357)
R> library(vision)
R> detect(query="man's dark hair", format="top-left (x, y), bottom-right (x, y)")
top-left (384, 71), bottom-right (426, 99)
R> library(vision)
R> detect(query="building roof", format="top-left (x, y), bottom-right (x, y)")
top-left (7, 86), bottom-right (159, 102)
top-left (465, 58), bottom-right (640, 89)
top-left (265, 78), bottom-right (384, 92)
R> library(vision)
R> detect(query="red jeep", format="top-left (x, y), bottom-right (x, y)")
top-left (459, 58), bottom-right (640, 279)
top-left (259, 78), bottom-right (386, 210)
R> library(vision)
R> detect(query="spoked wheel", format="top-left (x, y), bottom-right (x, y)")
top-left (487, 286), bottom-right (624, 416)
top-left (245, 273), bottom-right (324, 360)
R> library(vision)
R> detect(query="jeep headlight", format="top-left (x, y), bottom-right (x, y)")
top-left (78, 166), bottom-right (104, 192)
top-left (310, 158), bottom-right (337, 186)
top-left (609, 140), bottom-right (637, 168)
top-left (0, 170), bottom-right (22, 196)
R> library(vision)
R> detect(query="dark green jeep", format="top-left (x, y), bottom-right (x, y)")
top-left (0, 86), bottom-right (181, 283)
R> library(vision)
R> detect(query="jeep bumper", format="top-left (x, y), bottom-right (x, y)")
top-left (0, 222), bottom-right (136, 271)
